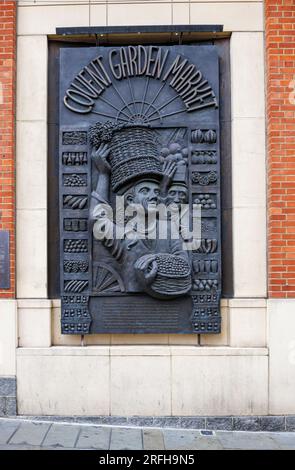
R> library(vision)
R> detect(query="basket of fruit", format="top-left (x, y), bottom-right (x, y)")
top-left (135, 253), bottom-right (192, 298)
top-left (160, 142), bottom-right (188, 182)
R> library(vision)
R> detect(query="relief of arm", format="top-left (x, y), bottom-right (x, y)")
top-left (89, 143), bottom-right (111, 221)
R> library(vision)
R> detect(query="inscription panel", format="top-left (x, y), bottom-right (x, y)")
top-left (90, 296), bottom-right (193, 333)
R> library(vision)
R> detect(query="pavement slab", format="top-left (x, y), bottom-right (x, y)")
top-left (8, 422), bottom-right (51, 446)
top-left (163, 429), bottom-right (223, 450)
top-left (217, 431), bottom-right (280, 450)
top-left (110, 427), bottom-right (143, 450)
top-left (76, 425), bottom-right (111, 450)
top-left (143, 429), bottom-right (165, 450)
top-left (270, 432), bottom-right (295, 450)
top-left (42, 423), bottom-right (80, 449)
top-left (0, 420), bottom-right (20, 445)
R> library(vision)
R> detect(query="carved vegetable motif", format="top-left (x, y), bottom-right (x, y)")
top-left (192, 151), bottom-right (217, 164)
top-left (193, 259), bottom-right (218, 274)
top-left (191, 129), bottom-right (204, 143)
top-left (194, 239), bottom-right (218, 254)
top-left (63, 195), bottom-right (88, 209)
top-left (191, 129), bottom-right (216, 144)
top-left (194, 194), bottom-right (217, 209)
top-left (64, 260), bottom-right (89, 273)
top-left (64, 280), bottom-right (88, 293)
top-left (62, 152), bottom-right (88, 166)
top-left (204, 130), bottom-right (216, 144)
top-left (160, 142), bottom-right (188, 164)
top-left (63, 174), bottom-right (87, 187)
top-left (64, 239), bottom-right (88, 253)
top-left (192, 171), bottom-right (217, 185)
top-left (62, 131), bottom-right (87, 145)
top-left (64, 219), bottom-right (88, 232)
top-left (193, 279), bottom-right (218, 291)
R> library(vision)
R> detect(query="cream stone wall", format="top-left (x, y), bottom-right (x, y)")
top-left (230, 32), bottom-right (267, 298)
top-left (13, 0), bottom-right (274, 416)
top-left (268, 300), bottom-right (295, 415)
top-left (16, 34), bottom-right (48, 299)
top-left (17, 346), bottom-right (268, 416)
top-left (18, 299), bottom-right (51, 347)
top-left (0, 300), bottom-right (17, 376)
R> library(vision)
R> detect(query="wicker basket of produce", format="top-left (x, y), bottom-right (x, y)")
top-left (135, 253), bottom-right (191, 298)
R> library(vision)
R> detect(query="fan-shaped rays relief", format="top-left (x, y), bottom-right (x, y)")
top-left (93, 262), bottom-right (125, 294)
top-left (91, 76), bottom-right (186, 126)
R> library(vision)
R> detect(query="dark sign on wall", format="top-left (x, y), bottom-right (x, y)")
top-left (59, 45), bottom-right (221, 335)
top-left (0, 230), bottom-right (10, 289)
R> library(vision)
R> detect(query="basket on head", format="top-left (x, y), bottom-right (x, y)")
top-left (109, 127), bottom-right (163, 192)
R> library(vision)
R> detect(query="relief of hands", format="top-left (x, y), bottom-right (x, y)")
top-left (91, 143), bottom-right (111, 174)
top-left (161, 160), bottom-right (177, 190)
top-left (134, 254), bottom-right (158, 286)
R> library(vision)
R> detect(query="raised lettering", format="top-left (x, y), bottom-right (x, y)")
top-left (109, 49), bottom-right (122, 80)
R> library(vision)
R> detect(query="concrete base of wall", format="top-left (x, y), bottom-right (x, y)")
top-left (16, 346), bottom-right (268, 417)
top-left (3, 298), bottom-right (295, 417)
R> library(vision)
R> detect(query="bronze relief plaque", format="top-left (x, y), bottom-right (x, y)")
top-left (59, 44), bottom-right (221, 334)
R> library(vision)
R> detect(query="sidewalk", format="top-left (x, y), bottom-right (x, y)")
top-left (0, 418), bottom-right (295, 450)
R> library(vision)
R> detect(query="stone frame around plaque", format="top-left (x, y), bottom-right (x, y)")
top-left (47, 35), bottom-right (233, 335)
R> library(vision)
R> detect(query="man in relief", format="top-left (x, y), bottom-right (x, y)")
top-left (89, 123), bottom-right (192, 299)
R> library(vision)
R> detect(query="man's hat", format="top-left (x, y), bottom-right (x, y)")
top-left (171, 162), bottom-right (188, 186)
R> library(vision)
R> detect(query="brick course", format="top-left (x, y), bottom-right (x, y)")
top-left (266, 0), bottom-right (295, 297)
top-left (0, 1), bottom-right (16, 298)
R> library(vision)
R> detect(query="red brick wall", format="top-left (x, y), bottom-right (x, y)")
top-left (0, 1), bottom-right (16, 298)
top-left (266, 0), bottom-right (295, 298)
